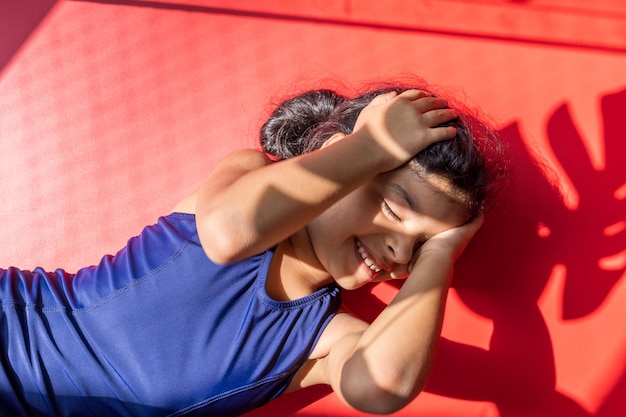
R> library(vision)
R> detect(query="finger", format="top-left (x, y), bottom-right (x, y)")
top-left (425, 126), bottom-right (457, 144)
top-left (470, 212), bottom-right (485, 226)
top-left (389, 263), bottom-right (410, 280)
top-left (406, 248), bottom-right (423, 275)
top-left (414, 97), bottom-right (450, 112)
top-left (369, 91), bottom-right (398, 106)
top-left (453, 213), bottom-right (485, 244)
top-left (422, 108), bottom-right (458, 127)
top-left (465, 213), bottom-right (485, 233)
top-left (398, 89), bottom-right (431, 101)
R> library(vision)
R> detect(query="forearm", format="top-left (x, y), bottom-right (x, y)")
top-left (361, 251), bottom-right (452, 386)
top-left (197, 131), bottom-right (383, 263)
top-left (197, 90), bottom-right (457, 263)
top-left (331, 250), bottom-right (454, 413)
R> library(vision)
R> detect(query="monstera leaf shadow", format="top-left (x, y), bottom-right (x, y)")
top-left (343, 89), bottom-right (626, 415)
top-left (247, 89), bottom-right (625, 416)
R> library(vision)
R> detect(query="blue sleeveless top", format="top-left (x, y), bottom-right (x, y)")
top-left (0, 213), bottom-right (341, 416)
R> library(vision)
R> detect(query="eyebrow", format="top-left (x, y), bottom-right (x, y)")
top-left (389, 182), bottom-right (418, 212)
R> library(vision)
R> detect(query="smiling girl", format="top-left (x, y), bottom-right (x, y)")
top-left (0, 83), bottom-right (507, 416)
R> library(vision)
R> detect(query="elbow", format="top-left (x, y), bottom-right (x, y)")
top-left (196, 212), bottom-right (251, 264)
top-left (198, 232), bottom-right (237, 265)
top-left (339, 354), bottom-right (428, 414)
top-left (341, 379), bottom-right (424, 415)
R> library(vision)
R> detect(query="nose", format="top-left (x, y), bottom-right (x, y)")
top-left (385, 233), bottom-right (417, 266)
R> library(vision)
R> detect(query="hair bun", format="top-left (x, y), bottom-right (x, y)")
top-left (260, 89), bottom-right (347, 160)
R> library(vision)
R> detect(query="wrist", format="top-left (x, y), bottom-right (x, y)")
top-left (405, 249), bottom-right (455, 285)
top-left (348, 127), bottom-right (406, 174)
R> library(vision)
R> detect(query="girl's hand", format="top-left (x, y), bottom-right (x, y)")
top-left (388, 214), bottom-right (483, 281)
top-left (353, 90), bottom-right (458, 173)
top-left (416, 214), bottom-right (484, 264)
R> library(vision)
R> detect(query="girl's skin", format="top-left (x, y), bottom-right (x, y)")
top-left (173, 90), bottom-right (484, 414)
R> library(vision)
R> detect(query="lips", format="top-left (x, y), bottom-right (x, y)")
top-left (356, 240), bottom-right (383, 274)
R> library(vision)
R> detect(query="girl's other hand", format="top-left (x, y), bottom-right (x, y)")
top-left (416, 213), bottom-right (484, 264)
top-left (390, 214), bottom-right (484, 282)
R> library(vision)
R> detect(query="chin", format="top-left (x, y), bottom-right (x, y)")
top-left (334, 276), bottom-right (368, 291)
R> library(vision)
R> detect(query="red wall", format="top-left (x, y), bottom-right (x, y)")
top-left (1, 1), bottom-right (624, 416)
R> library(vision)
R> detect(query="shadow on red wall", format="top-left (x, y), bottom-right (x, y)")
top-left (0, 1), bottom-right (57, 73)
top-left (248, 88), bottom-right (625, 417)
top-left (338, 88), bottom-right (626, 416)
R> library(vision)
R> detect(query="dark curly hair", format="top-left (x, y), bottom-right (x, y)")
top-left (260, 83), bottom-right (509, 216)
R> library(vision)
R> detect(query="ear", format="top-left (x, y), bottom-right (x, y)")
top-left (320, 132), bottom-right (347, 149)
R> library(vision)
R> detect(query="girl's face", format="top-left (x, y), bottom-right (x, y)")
top-left (306, 166), bottom-right (469, 290)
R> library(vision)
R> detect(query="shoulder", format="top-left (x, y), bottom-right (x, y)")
top-left (199, 149), bottom-right (273, 197)
top-left (172, 149), bottom-right (273, 214)
top-left (199, 149), bottom-right (274, 189)
top-left (215, 149), bottom-right (274, 171)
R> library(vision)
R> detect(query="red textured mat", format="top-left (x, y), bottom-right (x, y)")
top-left (1, 1), bottom-right (625, 416)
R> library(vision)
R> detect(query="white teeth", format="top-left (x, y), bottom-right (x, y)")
top-left (357, 241), bottom-right (382, 273)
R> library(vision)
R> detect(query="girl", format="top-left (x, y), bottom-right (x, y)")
top-left (0, 84), bottom-right (506, 416)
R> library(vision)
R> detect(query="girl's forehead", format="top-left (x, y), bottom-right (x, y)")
top-left (378, 169), bottom-right (469, 218)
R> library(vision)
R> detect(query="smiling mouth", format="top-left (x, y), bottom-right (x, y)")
top-left (356, 240), bottom-right (383, 274)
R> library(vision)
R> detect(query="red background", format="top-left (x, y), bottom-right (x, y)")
top-left (1, 1), bottom-right (625, 416)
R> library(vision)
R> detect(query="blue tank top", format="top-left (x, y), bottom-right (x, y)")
top-left (0, 213), bottom-right (341, 416)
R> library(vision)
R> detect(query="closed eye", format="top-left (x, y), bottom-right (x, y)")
top-left (382, 200), bottom-right (401, 222)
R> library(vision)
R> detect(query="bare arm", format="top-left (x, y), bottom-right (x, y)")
top-left (195, 133), bottom-right (381, 263)
top-left (325, 216), bottom-right (484, 414)
top-left (195, 90), bottom-right (457, 263)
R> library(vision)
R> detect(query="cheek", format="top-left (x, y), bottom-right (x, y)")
top-left (307, 191), bottom-right (381, 257)
top-left (328, 199), bottom-right (378, 237)
top-left (308, 206), bottom-right (352, 248)
top-left (306, 205), bottom-right (359, 259)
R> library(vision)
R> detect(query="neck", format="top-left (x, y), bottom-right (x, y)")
top-left (266, 231), bottom-right (332, 301)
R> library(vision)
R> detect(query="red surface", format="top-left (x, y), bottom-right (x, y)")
top-left (1, 1), bottom-right (624, 416)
